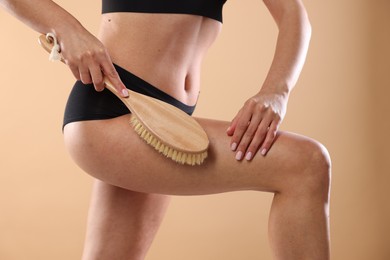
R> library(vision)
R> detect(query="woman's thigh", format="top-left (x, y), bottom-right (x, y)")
top-left (64, 114), bottom-right (326, 195)
top-left (82, 180), bottom-right (171, 259)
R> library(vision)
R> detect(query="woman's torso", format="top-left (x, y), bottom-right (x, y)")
top-left (98, 12), bottom-right (222, 106)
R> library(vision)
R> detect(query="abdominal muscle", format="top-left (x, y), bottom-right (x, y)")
top-left (98, 13), bottom-right (222, 106)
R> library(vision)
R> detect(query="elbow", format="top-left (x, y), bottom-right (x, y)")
top-left (299, 5), bottom-right (312, 38)
top-left (264, 0), bottom-right (312, 35)
top-left (291, 7), bottom-right (312, 45)
top-left (302, 12), bottom-right (312, 40)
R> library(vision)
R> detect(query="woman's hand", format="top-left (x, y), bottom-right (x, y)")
top-left (226, 90), bottom-right (288, 161)
top-left (0, 0), bottom-right (128, 96)
top-left (58, 29), bottom-right (129, 97)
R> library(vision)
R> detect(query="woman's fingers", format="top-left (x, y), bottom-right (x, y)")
top-left (68, 63), bottom-right (81, 81)
top-left (226, 110), bottom-right (241, 136)
top-left (233, 113), bottom-right (262, 160)
top-left (79, 65), bottom-right (92, 85)
top-left (244, 120), bottom-right (279, 160)
top-left (244, 119), bottom-right (272, 160)
top-left (229, 108), bottom-right (253, 152)
top-left (259, 121), bottom-right (279, 156)
top-left (101, 60), bottom-right (129, 97)
top-left (89, 64), bottom-right (104, 91)
top-left (228, 97), bottom-right (284, 161)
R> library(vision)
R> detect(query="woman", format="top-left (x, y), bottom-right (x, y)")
top-left (0, 0), bottom-right (331, 259)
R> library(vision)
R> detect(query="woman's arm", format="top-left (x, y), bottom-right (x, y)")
top-left (261, 0), bottom-right (311, 93)
top-left (0, 0), bottom-right (128, 97)
top-left (227, 0), bottom-right (311, 161)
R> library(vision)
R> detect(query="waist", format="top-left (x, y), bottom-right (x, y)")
top-left (97, 12), bottom-right (221, 106)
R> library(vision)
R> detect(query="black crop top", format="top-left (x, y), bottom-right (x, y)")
top-left (102, 0), bottom-right (227, 23)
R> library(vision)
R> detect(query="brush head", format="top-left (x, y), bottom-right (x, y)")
top-left (131, 116), bottom-right (208, 165)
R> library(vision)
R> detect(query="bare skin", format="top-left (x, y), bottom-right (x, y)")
top-left (0, 0), bottom-right (331, 259)
top-left (67, 117), bottom-right (330, 260)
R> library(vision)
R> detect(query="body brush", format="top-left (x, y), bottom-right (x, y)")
top-left (38, 34), bottom-right (209, 165)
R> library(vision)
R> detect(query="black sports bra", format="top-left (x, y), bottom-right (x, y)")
top-left (102, 0), bottom-right (227, 23)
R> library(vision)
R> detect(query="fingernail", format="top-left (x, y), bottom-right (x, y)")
top-left (231, 142), bottom-right (237, 151)
top-left (226, 126), bottom-right (231, 133)
top-left (261, 148), bottom-right (267, 156)
top-left (245, 152), bottom-right (252, 161)
top-left (235, 151), bottom-right (243, 161)
top-left (122, 89), bottom-right (129, 97)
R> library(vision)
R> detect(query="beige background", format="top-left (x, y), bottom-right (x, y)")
top-left (1, 0), bottom-right (389, 259)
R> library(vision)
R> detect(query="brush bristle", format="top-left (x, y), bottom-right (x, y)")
top-left (130, 116), bottom-right (207, 165)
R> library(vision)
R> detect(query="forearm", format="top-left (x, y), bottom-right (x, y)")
top-left (261, 0), bottom-right (311, 96)
top-left (0, 0), bottom-right (85, 41)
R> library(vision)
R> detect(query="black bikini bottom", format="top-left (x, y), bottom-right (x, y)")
top-left (63, 63), bottom-right (196, 129)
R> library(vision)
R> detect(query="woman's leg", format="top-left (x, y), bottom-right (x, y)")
top-left (82, 180), bottom-right (170, 260)
top-left (66, 115), bottom-right (331, 260)
top-left (268, 166), bottom-right (331, 260)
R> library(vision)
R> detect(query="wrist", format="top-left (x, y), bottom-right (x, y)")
top-left (259, 81), bottom-right (291, 98)
top-left (51, 15), bottom-right (85, 42)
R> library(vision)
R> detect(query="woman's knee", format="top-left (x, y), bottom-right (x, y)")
top-left (280, 136), bottom-right (331, 198)
top-left (299, 139), bottom-right (331, 197)
top-left (307, 140), bottom-right (331, 191)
